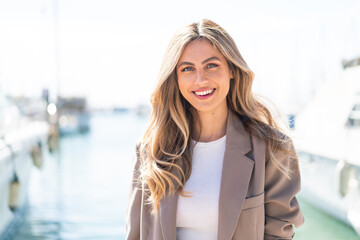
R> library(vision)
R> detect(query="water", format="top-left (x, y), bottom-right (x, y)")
top-left (295, 198), bottom-right (360, 240)
top-left (8, 112), bottom-right (360, 239)
top-left (11, 112), bottom-right (147, 239)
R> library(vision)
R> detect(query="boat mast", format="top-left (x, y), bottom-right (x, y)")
top-left (53, 0), bottom-right (60, 102)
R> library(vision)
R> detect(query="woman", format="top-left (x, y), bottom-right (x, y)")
top-left (126, 19), bottom-right (304, 240)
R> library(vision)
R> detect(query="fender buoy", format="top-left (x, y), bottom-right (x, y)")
top-left (31, 142), bottom-right (43, 169)
top-left (47, 124), bottom-right (59, 152)
top-left (8, 173), bottom-right (20, 212)
top-left (336, 159), bottom-right (355, 197)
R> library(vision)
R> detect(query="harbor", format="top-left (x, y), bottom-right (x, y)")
top-left (1, 0), bottom-right (360, 239)
top-left (293, 65), bottom-right (360, 237)
top-left (1, 64), bottom-right (360, 239)
top-left (0, 112), bottom-right (359, 239)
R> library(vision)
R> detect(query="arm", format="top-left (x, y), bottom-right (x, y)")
top-left (264, 138), bottom-right (305, 239)
top-left (125, 142), bottom-right (142, 240)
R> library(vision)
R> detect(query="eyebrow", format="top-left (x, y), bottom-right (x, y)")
top-left (177, 56), bottom-right (221, 68)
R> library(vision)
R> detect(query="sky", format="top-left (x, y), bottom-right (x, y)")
top-left (0, 0), bottom-right (359, 111)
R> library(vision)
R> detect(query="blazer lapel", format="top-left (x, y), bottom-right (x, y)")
top-left (217, 110), bottom-right (254, 240)
top-left (158, 110), bottom-right (254, 240)
top-left (159, 155), bottom-right (184, 239)
top-left (159, 193), bottom-right (178, 240)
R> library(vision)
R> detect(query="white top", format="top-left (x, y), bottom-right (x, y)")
top-left (176, 135), bottom-right (226, 240)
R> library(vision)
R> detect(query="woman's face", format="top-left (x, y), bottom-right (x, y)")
top-left (176, 39), bottom-right (232, 115)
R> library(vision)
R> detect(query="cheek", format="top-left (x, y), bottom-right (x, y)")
top-left (177, 77), bottom-right (189, 97)
top-left (217, 74), bottom-right (231, 93)
top-left (225, 78), bottom-right (231, 92)
top-left (222, 82), bottom-right (230, 98)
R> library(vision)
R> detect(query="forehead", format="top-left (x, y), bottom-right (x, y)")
top-left (178, 39), bottom-right (225, 63)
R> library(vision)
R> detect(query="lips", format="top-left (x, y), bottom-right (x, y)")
top-left (194, 89), bottom-right (215, 96)
top-left (192, 88), bottom-right (216, 99)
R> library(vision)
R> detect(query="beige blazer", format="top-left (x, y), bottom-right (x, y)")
top-left (126, 110), bottom-right (304, 240)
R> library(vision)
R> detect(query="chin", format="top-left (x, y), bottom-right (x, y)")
top-left (192, 105), bottom-right (218, 114)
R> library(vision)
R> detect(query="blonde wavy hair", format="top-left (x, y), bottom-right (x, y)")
top-left (139, 19), bottom-right (296, 214)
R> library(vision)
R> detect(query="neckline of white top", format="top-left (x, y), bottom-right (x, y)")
top-left (191, 135), bottom-right (226, 148)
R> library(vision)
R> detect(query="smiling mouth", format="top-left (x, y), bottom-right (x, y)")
top-left (193, 88), bottom-right (215, 96)
top-left (192, 88), bottom-right (216, 99)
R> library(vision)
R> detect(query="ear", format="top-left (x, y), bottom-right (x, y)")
top-left (230, 70), bottom-right (234, 79)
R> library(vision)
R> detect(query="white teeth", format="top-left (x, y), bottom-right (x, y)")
top-left (195, 89), bottom-right (214, 96)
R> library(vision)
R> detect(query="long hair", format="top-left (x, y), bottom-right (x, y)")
top-left (139, 19), bottom-right (296, 214)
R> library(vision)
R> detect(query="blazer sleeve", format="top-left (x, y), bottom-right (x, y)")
top-left (125, 142), bottom-right (142, 240)
top-left (264, 137), bottom-right (305, 240)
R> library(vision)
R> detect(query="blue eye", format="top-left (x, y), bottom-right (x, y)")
top-left (181, 67), bottom-right (194, 72)
top-left (207, 63), bottom-right (218, 69)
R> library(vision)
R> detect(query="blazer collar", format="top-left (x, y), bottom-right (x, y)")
top-left (159, 109), bottom-right (254, 240)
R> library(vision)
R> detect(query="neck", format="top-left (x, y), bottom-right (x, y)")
top-left (192, 106), bottom-right (228, 142)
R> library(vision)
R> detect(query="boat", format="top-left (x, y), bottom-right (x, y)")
top-left (56, 96), bottom-right (90, 135)
top-left (0, 92), bottom-right (49, 238)
top-left (291, 62), bottom-right (360, 236)
top-left (134, 103), bottom-right (151, 117)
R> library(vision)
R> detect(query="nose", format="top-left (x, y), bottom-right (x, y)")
top-left (195, 69), bottom-right (208, 84)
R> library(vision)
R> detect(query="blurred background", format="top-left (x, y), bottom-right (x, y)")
top-left (1, 0), bottom-right (360, 239)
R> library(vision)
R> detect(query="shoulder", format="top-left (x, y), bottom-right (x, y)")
top-left (131, 138), bottom-right (144, 177)
top-left (135, 137), bottom-right (144, 157)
